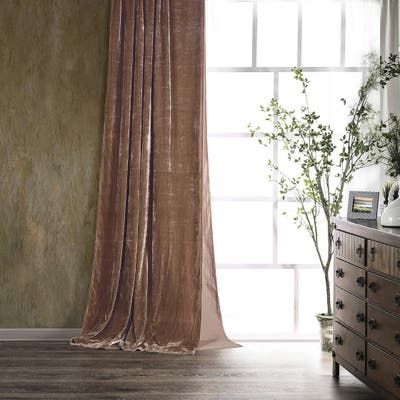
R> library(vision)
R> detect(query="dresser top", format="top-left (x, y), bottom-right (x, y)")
top-left (333, 217), bottom-right (400, 247)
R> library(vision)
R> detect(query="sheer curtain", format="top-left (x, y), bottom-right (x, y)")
top-left (381, 0), bottom-right (400, 120)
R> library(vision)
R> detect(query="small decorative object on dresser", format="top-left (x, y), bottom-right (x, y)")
top-left (378, 114), bottom-right (400, 227)
top-left (382, 181), bottom-right (395, 208)
top-left (347, 191), bottom-right (379, 219)
top-left (347, 191), bottom-right (379, 220)
top-left (332, 217), bottom-right (400, 399)
top-left (382, 179), bottom-right (400, 227)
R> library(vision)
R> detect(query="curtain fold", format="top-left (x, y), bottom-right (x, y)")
top-left (71, 0), bottom-right (237, 354)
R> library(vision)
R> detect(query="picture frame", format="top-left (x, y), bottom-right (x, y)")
top-left (347, 191), bottom-right (379, 220)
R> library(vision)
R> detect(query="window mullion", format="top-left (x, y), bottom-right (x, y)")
top-left (252, 1), bottom-right (258, 67)
top-left (273, 71), bottom-right (279, 269)
top-left (297, 1), bottom-right (302, 67)
top-left (340, 0), bottom-right (346, 67)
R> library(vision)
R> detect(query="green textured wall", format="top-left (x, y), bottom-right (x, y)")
top-left (0, 0), bottom-right (110, 327)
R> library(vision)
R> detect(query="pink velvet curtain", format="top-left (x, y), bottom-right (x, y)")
top-left (71, 0), bottom-right (238, 354)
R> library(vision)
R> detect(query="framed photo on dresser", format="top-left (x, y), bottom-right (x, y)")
top-left (347, 191), bottom-right (379, 220)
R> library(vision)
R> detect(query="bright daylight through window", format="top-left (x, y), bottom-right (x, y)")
top-left (206, 0), bottom-right (380, 339)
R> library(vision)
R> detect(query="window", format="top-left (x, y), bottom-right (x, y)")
top-left (206, 0), bottom-right (380, 339)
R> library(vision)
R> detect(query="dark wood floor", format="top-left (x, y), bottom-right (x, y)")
top-left (0, 341), bottom-right (381, 400)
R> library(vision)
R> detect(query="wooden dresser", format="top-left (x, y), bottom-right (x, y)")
top-left (333, 217), bottom-right (400, 399)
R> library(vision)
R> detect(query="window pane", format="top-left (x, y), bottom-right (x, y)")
top-left (277, 202), bottom-right (328, 265)
top-left (279, 71), bottom-right (305, 110)
top-left (212, 201), bottom-right (273, 264)
top-left (207, 72), bottom-right (274, 133)
top-left (257, 1), bottom-right (298, 67)
top-left (206, 1), bottom-right (253, 67)
top-left (217, 269), bottom-right (295, 338)
top-left (280, 71), bottom-right (363, 134)
top-left (277, 143), bottom-right (303, 183)
top-left (298, 269), bottom-right (330, 335)
top-left (306, 72), bottom-right (362, 134)
top-left (208, 138), bottom-right (272, 197)
top-left (345, 0), bottom-right (380, 66)
top-left (302, 0), bottom-right (341, 66)
top-left (278, 72), bottom-right (370, 204)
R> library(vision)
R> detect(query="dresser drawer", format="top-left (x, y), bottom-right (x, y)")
top-left (334, 258), bottom-right (366, 298)
top-left (335, 231), bottom-right (365, 267)
top-left (334, 321), bottom-right (365, 373)
top-left (367, 272), bottom-right (400, 316)
top-left (335, 286), bottom-right (366, 335)
top-left (367, 240), bottom-right (400, 279)
top-left (367, 304), bottom-right (400, 358)
top-left (367, 344), bottom-right (400, 398)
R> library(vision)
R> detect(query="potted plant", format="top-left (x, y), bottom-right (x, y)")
top-left (382, 181), bottom-right (394, 208)
top-left (249, 55), bottom-right (400, 351)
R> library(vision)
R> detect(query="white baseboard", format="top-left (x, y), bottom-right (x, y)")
top-left (0, 329), bottom-right (81, 341)
top-left (0, 330), bottom-right (319, 342)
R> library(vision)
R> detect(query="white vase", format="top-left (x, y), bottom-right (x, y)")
top-left (381, 178), bottom-right (400, 227)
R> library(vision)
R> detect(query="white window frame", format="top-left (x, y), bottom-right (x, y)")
top-left (207, 0), bottom-right (371, 338)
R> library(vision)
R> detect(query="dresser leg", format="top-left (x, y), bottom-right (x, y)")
top-left (332, 360), bottom-right (340, 378)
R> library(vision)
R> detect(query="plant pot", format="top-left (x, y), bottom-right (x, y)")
top-left (316, 313), bottom-right (333, 352)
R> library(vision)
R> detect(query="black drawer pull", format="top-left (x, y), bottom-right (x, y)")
top-left (370, 247), bottom-right (375, 262)
top-left (395, 374), bottom-right (400, 387)
top-left (355, 351), bottom-right (364, 361)
top-left (368, 359), bottom-right (377, 369)
top-left (335, 335), bottom-right (343, 346)
top-left (368, 282), bottom-right (377, 293)
top-left (368, 319), bottom-right (378, 329)
top-left (397, 260), bottom-right (400, 270)
top-left (395, 294), bottom-right (400, 306)
top-left (335, 238), bottom-right (341, 249)
top-left (335, 268), bottom-right (344, 278)
top-left (356, 244), bottom-right (363, 258)
top-left (356, 312), bottom-right (365, 323)
top-left (394, 332), bottom-right (400, 344)
top-left (356, 276), bottom-right (365, 287)
top-left (335, 300), bottom-right (344, 310)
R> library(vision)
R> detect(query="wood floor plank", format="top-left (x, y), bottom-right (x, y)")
top-left (0, 341), bottom-right (382, 399)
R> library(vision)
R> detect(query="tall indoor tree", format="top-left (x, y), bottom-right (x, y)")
top-left (249, 54), bottom-right (400, 317)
